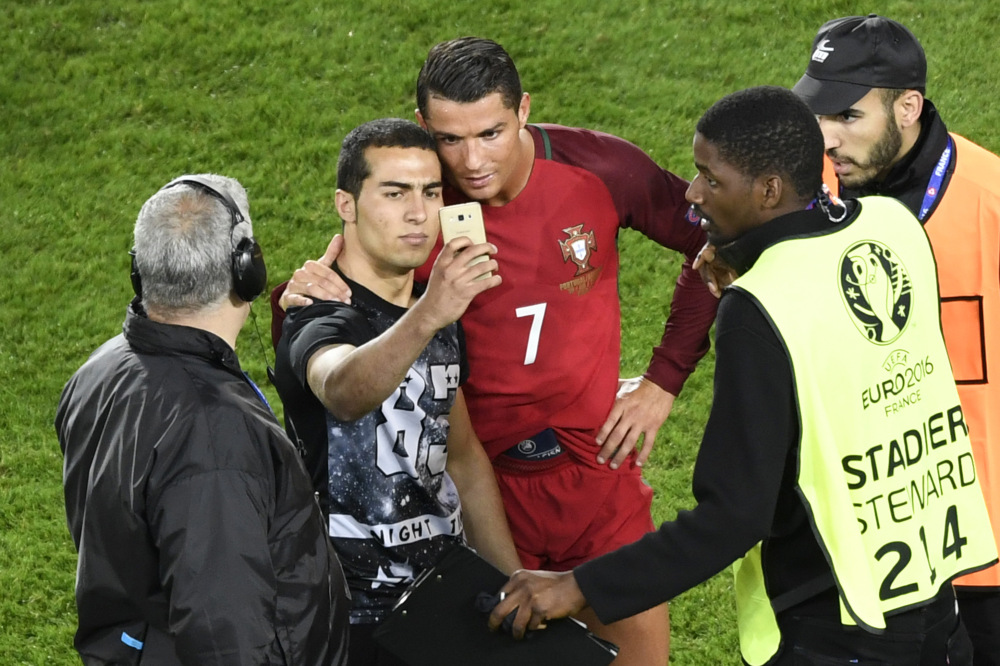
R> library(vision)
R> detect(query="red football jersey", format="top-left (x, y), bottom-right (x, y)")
top-left (416, 125), bottom-right (714, 463)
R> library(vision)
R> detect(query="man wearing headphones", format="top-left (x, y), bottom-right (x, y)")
top-left (56, 174), bottom-right (350, 665)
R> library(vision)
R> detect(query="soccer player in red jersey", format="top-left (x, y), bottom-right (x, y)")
top-left (273, 38), bottom-right (717, 663)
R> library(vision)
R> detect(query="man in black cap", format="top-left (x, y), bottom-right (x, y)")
top-left (793, 15), bottom-right (1000, 663)
top-left (56, 175), bottom-right (350, 664)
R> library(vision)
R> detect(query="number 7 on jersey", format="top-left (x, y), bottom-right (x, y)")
top-left (515, 303), bottom-right (547, 365)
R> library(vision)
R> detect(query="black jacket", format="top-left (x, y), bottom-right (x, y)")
top-left (56, 303), bottom-right (350, 665)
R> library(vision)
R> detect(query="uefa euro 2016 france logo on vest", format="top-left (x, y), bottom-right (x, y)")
top-left (839, 240), bottom-right (913, 344)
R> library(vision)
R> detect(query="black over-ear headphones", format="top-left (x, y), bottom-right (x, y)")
top-left (130, 176), bottom-right (267, 302)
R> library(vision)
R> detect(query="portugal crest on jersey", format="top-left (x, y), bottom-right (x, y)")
top-left (558, 224), bottom-right (597, 276)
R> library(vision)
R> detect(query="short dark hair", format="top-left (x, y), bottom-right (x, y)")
top-left (336, 118), bottom-right (436, 198)
top-left (696, 86), bottom-right (824, 199)
top-left (416, 37), bottom-right (522, 117)
top-left (878, 87), bottom-right (908, 114)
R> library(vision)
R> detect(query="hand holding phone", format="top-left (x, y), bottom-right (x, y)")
top-left (438, 202), bottom-right (492, 278)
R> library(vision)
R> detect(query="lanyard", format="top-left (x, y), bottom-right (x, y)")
top-left (918, 136), bottom-right (953, 221)
top-left (244, 371), bottom-right (274, 414)
top-left (806, 185), bottom-right (846, 222)
top-left (835, 137), bottom-right (954, 222)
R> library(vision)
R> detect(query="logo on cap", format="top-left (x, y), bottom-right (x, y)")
top-left (811, 39), bottom-right (835, 63)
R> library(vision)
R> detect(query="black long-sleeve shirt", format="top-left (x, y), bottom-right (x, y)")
top-left (574, 205), bottom-right (859, 624)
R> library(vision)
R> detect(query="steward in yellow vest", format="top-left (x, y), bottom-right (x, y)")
top-left (731, 194), bottom-right (996, 664)
top-left (484, 86), bottom-right (998, 666)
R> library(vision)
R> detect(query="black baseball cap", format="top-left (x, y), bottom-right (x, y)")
top-left (793, 14), bottom-right (926, 115)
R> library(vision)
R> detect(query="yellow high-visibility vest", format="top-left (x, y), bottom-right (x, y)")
top-left (731, 196), bottom-right (997, 665)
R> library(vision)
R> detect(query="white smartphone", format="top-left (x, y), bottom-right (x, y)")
top-left (438, 202), bottom-right (491, 277)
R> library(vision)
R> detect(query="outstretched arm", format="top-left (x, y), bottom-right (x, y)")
top-left (492, 291), bottom-right (796, 634)
top-left (306, 239), bottom-right (499, 421)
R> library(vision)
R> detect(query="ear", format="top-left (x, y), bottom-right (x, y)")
top-left (335, 189), bottom-right (357, 225)
top-left (758, 175), bottom-right (784, 211)
top-left (517, 92), bottom-right (531, 128)
top-left (415, 109), bottom-right (428, 130)
top-left (896, 90), bottom-right (924, 130)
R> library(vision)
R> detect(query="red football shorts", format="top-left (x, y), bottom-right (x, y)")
top-left (495, 460), bottom-right (655, 571)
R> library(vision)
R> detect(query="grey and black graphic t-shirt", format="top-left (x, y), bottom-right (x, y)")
top-left (273, 269), bottom-right (469, 625)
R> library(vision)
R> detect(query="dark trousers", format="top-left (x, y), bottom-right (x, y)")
top-left (768, 586), bottom-right (972, 665)
top-left (348, 623), bottom-right (409, 666)
top-left (956, 586), bottom-right (1000, 666)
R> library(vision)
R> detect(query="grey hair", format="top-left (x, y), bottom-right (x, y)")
top-left (132, 174), bottom-right (252, 315)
